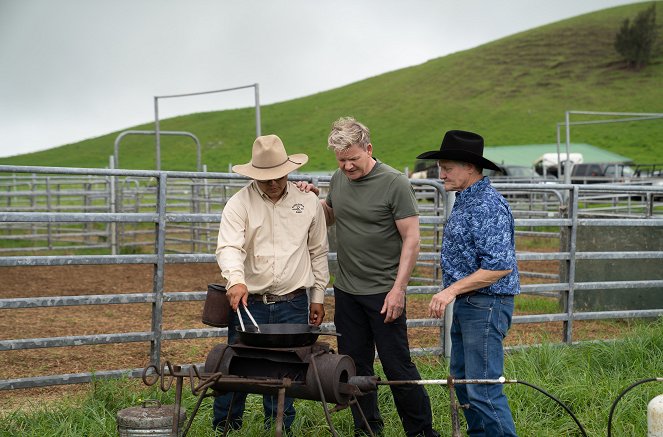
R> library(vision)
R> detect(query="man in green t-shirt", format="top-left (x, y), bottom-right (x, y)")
top-left (301, 117), bottom-right (438, 437)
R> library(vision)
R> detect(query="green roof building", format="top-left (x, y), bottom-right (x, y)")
top-left (483, 144), bottom-right (632, 168)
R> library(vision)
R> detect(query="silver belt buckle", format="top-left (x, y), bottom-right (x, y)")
top-left (262, 294), bottom-right (275, 305)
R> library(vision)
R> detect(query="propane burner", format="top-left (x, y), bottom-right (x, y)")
top-left (142, 341), bottom-right (362, 437)
top-left (204, 341), bottom-right (356, 405)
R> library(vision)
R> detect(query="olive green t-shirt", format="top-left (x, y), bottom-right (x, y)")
top-left (326, 160), bottom-right (419, 295)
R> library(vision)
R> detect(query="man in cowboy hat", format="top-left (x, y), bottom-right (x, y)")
top-left (418, 130), bottom-right (520, 436)
top-left (213, 134), bottom-right (330, 434)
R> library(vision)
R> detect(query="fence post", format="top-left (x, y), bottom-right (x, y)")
top-left (560, 186), bottom-right (579, 344)
top-left (191, 179), bottom-right (198, 253)
top-left (150, 172), bottom-right (168, 366)
top-left (443, 190), bottom-right (456, 358)
top-left (202, 165), bottom-right (212, 253)
top-left (45, 177), bottom-right (52, 250)
top-left (84, 180), bottom-right (92, 244)
top-left (109, 156), bottom-right (117, 255)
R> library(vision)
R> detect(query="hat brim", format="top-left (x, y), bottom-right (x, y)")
top-left (416, 149), bottom-right (500, 171)
top-left (232, 153), bottom-right (309, 180)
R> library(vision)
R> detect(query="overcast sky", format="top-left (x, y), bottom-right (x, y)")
top-left (0, 0), bottom-right (641, 158)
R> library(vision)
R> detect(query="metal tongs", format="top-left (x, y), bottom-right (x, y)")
top-left (238, 302), bottom-right (260, 333)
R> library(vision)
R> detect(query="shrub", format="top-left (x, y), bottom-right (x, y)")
top-left (614, 3), bottom-right (659, 70)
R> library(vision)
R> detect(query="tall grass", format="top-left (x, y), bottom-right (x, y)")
top-left (2, 319), bottom-right (662, 436)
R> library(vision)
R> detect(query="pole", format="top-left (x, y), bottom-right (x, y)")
top-left (254, 83), bottom-right (261, 138)
top-left (154, 97), bottom-right (161, 171)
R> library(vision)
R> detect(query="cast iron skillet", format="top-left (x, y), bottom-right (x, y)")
top-left (236, 323), bottom-right (341, 348)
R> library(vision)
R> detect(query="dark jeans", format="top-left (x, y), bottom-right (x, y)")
top-left (450, 293), bottom-right (517, 437)
top-left (334, 287), bottom-right (438, 437)
top-left (212, 293), bottom-right (309, 431)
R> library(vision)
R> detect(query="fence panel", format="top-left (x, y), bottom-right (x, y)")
top-left (1, 165), bottom-right (662, 390)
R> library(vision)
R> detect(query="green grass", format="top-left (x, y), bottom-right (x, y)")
top-left (1, 3), bottom-right (662, 172)
top-left (515, 295), bottom-right (561, 314)
top-left (2, 319), bottom-right (662, 436)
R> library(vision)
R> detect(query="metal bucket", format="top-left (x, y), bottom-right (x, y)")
top-left (117, 400), bottom-right (186, 436)
top-left (201, 283), bottom-right (231, 327)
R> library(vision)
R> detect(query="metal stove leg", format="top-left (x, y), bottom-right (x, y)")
top-left (275, 387), bottom-right (286, 437)
top-left (448, 376), bottom-right (462, 437)
top-left (181, 388), bottom-right (212, 437)
top-left (172, 366), bottom-right (183, 437)
top-left (310, 353), bottom-right (340, 437)
top-left (351, 394), bottom-right (375, 437)
top-left (222, 392), bottom-right (236, 437)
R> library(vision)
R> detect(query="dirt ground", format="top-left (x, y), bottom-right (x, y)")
top-left (0, 263), bottom-right (629, 413)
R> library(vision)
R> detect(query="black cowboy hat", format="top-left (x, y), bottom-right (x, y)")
top-left (416, 130), bottom-right (500, 171)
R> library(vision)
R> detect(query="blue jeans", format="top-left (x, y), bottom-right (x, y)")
top-left (450, 293), bottom-right (517, 437)
top-left (212, 293), bottom-right (309, 431)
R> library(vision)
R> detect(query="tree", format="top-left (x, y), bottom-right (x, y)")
top-left (614, 4), bottom-right (659, 70)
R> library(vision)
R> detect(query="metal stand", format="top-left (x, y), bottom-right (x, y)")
top-left (142, 356), bottom-right (360, 437)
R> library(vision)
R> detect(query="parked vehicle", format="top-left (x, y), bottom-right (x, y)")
top-left (486, 164), bottom-right (548, 181)
top-left (570, 162), bottom-right (635, 184)
top-left (534, 152), bottom-right (584, 178)
top-left (410, 159), bottom-right (438, 179)
top-left (633, 163), bottom-right (663, 200)
top-left (634, 163), bottom-right (663, 178)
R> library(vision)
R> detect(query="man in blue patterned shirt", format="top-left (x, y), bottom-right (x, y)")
top-left (417, 130), bottom-right (520, 437)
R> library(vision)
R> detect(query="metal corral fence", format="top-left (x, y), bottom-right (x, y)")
top-left (1, 164), bottom-right (662, 391)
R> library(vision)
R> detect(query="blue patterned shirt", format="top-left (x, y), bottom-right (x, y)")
top-left (441, 177), bottom-right (520, 295)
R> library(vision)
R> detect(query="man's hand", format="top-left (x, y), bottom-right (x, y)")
top-left (429, 289), bottom-right (455, 319)
top-left (227, 283), bottom-right (248, 311)
top-left (309, 303), bottom-right (325, 326)
top-left (295, 181), bottom-right (320, 196)
top-left (296, 181), bottom-right (335, 225)
top-left (380, 288), bottom-right (405, 323)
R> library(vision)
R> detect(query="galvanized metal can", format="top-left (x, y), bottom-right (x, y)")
top-left (116, 400), bottom-right (186, 436)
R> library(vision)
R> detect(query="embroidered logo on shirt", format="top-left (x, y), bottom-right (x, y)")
top-left (292, 203), bottom-right (304, 213)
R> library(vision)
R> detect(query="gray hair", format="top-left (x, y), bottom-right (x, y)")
top-left (327, 116), bottom-right (371, 152)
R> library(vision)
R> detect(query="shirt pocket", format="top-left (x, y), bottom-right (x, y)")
top-left (277, 210), bottom-right (313, 252)
top-left (247, 253), bottom-right (271, 277)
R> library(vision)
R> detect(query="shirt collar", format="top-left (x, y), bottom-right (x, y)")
top-left (251, 180), bottom-right (290, 201)
top-left (455, 176), bottom-right (489, 201)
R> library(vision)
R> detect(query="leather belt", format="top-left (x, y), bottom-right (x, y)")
top-left (248, 288), bottom-right (307, 305)
top-left (463, 291), bottom-right (500, 297)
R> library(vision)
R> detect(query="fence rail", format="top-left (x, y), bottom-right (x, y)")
top-left (1, 165), bottom-right (662, 391)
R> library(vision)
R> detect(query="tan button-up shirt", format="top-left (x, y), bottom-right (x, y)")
top-left (216, 181), bottom-right (330, 304)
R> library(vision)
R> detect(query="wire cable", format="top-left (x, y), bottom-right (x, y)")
top-left (607, 377), bottom-right (662, 437)
top-left (515, 380), bottom-right (588, 437)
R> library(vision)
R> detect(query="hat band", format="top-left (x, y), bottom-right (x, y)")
top-left (252, 157), bottom-right (302, 170)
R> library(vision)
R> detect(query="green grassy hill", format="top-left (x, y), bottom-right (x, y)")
top-left (2, 2), bottom-right (661, 172)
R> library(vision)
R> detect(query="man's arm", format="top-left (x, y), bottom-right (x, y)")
top-left (381, 215), bottom-right (420, 323)
top-left (308, 199), bottom-right (331, 325)
top-left (320, 199), bottom-right (335, 225)
top-left (216, 201), bottom-right (249, 310)
top-left (428, 268), bottom-right (512, 318)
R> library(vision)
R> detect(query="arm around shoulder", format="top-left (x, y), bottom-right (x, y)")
top-left (320, 199), bottom-right (335, 225)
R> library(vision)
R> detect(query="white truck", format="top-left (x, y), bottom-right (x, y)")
top-left (533, 152), bottom-right (584, 178)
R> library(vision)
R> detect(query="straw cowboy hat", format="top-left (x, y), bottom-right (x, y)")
top-left (416, 130), bottom-right (500, 171)
top-left (232, 134), bottom-right (308, 180)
